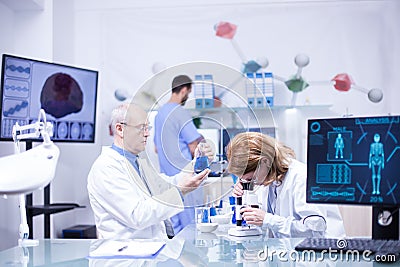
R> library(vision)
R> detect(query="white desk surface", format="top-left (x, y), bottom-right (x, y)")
top-left (0, 224), bottom-right (398, 266)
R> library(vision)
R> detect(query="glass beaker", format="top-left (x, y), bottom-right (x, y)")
top-left (195, 207), bottom-right (211, 224)
top-left (194, 142), bottom-right (209, 173)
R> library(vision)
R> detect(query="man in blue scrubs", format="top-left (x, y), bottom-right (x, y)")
top-left (154, 75), bottom-right (204, 234)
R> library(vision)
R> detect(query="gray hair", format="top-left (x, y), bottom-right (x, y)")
top-left (109, 103), bottom-right (130, 136)
top-left (109, 103), bottom-right (147, 136)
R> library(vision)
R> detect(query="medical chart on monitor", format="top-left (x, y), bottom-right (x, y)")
top-left (307, 116), bottom-right (400, 206)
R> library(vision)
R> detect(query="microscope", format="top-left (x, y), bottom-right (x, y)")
top-left (228, 181), bottom-right (263, 237)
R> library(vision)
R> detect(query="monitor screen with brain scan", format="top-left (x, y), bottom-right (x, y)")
top-left (0, 54), bottom-right (98, 143)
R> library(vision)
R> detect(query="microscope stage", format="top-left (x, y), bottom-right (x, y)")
top-left (228, 226), bottom-right (262, 237)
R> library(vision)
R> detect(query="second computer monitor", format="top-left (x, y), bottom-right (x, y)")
top-left (307, 115), bottom-right (400, 207)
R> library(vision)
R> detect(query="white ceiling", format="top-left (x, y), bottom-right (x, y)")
top-left (0, 0), bottom-right (378, 12)
top-left (0, 0), bottom-right (44, 11)
top-left (74, 0), bottom-right (377, 10)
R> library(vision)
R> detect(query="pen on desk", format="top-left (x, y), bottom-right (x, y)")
top-left (118, 245), bottom-right (128, 252)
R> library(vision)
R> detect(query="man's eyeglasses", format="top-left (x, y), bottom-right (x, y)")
top-left (119, 122), bottom-right (152, 133)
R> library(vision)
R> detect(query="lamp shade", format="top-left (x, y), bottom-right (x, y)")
top-left (0, 143), bottom-right (60, 195)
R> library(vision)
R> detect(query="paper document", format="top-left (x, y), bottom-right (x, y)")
top-left (88, 240), bottom-right (166, 259)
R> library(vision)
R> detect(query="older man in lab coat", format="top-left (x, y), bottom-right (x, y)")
top-left (87, 103), bottom-right (211, 240)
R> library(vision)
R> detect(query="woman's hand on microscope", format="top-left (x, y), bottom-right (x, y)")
top-left (232, 181), bottom-right (243, 197)
top-left (241, 207), bottom-right (266, 226)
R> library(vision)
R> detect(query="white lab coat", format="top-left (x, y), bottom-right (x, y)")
top-left (257, 159), bottom-right (346, 238)
top-left (87, 147), bottom-right (184, 240)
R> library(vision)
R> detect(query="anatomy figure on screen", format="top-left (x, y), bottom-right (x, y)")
top-left (334, 133), bottom-right (344, 159)
top-left (369, 133), bottom-right (384, 195)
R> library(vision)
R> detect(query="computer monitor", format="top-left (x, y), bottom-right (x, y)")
top-left (307, 115), bottom-right (400, 239)
top-left (0, 54), bottom-right (98, 143)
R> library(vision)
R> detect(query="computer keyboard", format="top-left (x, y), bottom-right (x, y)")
top-left (295, 238), bottom-right (400, 255)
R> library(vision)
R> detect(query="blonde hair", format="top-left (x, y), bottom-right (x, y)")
top-left (226, 132), bottom-right (295, 185)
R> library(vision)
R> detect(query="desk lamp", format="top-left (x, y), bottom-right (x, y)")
top-left (0, 109), bottom-right (60, 247)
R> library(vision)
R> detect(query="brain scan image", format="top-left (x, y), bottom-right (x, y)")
top-left (40, 73), bottom-right (83, 118)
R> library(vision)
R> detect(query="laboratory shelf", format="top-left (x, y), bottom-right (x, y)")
top-left (27, 203), bottom-right (84, 217)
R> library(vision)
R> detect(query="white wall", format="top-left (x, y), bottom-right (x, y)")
top-left (68, 0), bottom-right (400, 240)
top-left (0, 0), bottom-right (55, 250)
top-left (0, 0), bottom-right (102, 250)
top-left (73, 0), bottom-right (400, 154)
top-left (1, 0), bottom-right (399, 250)
top-left (0, 2), bottom-right (18, 252)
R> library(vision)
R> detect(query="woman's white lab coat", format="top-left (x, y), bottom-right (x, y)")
top-left (257, 159), bottom-right (346, 238)
top-left (87, 147), bottom-right (184, 240)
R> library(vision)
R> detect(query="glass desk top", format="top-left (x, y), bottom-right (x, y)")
top-left (0, 224), bottom-right (398, 266)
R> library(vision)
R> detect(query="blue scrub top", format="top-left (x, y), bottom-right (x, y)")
top-left (154, 102), bottom-right (203, 233)
top-left (154, 103), bottom-right (201, 175)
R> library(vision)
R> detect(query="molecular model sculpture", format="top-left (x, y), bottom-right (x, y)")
top-left (214, 21), bottom-right (383, 106)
